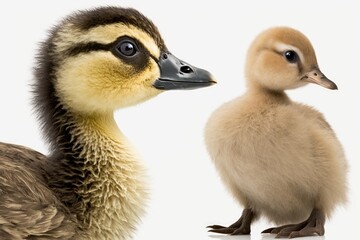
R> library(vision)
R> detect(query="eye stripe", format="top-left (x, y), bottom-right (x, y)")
top-left (56, 22), bottom-right (162, 60)
top-left (65, 36), bottom-right (141, 57)
top-left (64, 36), bottom-right (151, 72)
top-left (66, 42), bottom-right (111, 56)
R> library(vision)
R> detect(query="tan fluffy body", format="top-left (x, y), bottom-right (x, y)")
top-left (205, 27), bottom-right (347, 226)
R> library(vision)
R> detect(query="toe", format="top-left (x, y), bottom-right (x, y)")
top-left (208, 228), bottom-right (237, 234)
top-left (288, 231), bottom-right (301, 238)
top-left (275, 231), bottom-right (290, 238)
top-left (206, 225), bottom-right (227, 229)
top-left (262, 227), bottom-right (283, 234)
top-left (262, 227), bottom-right (275, 233)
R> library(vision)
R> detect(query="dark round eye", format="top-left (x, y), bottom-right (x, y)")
top-left (117, 40), bottom-right (138, 57)
top-left (284, 50), bottom-right (298, 63)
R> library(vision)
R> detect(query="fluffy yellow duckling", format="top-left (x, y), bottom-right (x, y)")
top-left (205, 26), bottom-right (347, 238)
top-left (0, 7), bottom-right (215, 240)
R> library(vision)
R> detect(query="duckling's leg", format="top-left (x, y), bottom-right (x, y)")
top-left (262, 208), bottom-right (325, 238)
top-left (207, 208), bottom-right (254, 235)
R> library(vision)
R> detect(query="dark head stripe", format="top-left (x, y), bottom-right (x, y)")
top-left (69, 7), bottom-right (166, 51)
top-left (66, 42), bottom-right (111, 57)
top-left (64, 37), bottom-right (151, 72)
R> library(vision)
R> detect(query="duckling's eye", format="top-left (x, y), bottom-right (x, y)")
top-left (284, 50), bottom-right (298, 63)
top-left (111, 36), bottom-right (148, 70)
top-left (116, 40), bottom-right (138, 57)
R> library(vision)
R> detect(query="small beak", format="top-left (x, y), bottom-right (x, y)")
top-left (301, 68), bottom-right (338, 90)
top-left (153, 52), bottom-right (216, 90)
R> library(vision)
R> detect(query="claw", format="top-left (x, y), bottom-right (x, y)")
top-left (261, 227), bottom-right (275, 233)
top-left (206, 225), bottom-right (227, 229)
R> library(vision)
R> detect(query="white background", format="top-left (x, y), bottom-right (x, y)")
top-left (1, 1), bottom-right (359, 239)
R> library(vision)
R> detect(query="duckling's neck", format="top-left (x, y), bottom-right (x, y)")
top-left (247, 85), bottom-right (291, 105)
top-left (47, 109), bottom-right (147, 239)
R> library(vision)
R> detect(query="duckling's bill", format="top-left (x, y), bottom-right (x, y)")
top-left (153, 52), bottom-right (216, 90)
top-left (301, 68), bottom-right (338, 90)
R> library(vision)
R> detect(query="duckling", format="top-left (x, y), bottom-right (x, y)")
top-left (0, 7), bottom-right (215, 240)
top-left (205, 26), bottom-right (347, 238)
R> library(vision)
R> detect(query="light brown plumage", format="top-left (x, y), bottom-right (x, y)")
top-left (0, 6), bottom-right (215, 240)
top-left (205, 27), bottom-right (347, 238)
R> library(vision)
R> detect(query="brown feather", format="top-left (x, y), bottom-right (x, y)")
top-left (0, 142), bottom-right (77, 239)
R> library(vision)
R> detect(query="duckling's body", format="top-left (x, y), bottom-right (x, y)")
top-left (1, 116), bottom-right (148, 239)
top-left (0, 142), bottom-right (77, 239)
top-left (205, 27), bottom-right (347, 238)
top-left (0, 7), bottom-right (214, 240)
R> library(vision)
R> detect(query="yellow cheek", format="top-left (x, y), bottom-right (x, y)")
top-left (55, 52), bottom-right (161, 113)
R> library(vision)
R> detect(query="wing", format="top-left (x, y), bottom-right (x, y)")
top-left (292, 103), bottom-right (334, 132)
top-left (0, 142), bottom-right (77, 239)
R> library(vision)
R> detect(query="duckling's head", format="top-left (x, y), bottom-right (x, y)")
top-left (245, 26), bottom-right (337, 91)
top-left (34, 7), bottom-right (215, 114)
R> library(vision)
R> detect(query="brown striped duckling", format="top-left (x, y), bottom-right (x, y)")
top-left (205, 26), bottom-right (347, 238)
top-left (0, 6), bottom-right (215, 240)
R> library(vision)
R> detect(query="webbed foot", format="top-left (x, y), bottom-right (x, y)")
top-left (207, 208), bottom-right (254, 235)
top-left (262, 208), bottom-right (325, 238)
